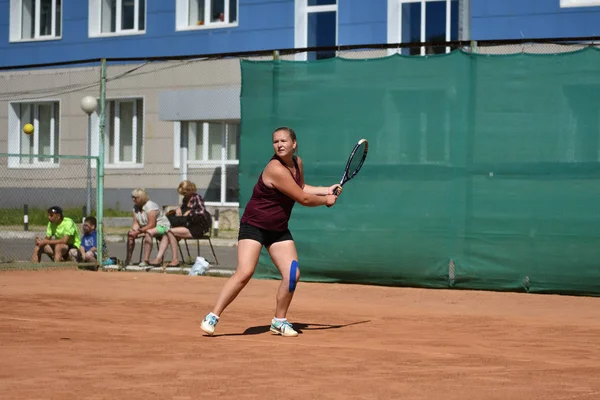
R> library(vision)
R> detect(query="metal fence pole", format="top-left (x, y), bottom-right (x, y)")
top-left (86, 114), bottom-right (92, 217)
top-left (85, 115), bottom-right (92, 215)
top-left (97, 59), bottom-right (107, 266)
top-left (81, 96), bottom-right (98, 218)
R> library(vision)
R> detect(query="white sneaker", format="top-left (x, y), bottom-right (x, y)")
top-left (201, 313), bottom-right (219, 336)
top-left (270, 319), bottom-right (298, 337)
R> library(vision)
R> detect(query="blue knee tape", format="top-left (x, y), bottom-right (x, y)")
top-left (289, 260), bottom-right (298, 292)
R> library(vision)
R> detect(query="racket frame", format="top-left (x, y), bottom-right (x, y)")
top-left (334, 138), bottom-right (368, 195)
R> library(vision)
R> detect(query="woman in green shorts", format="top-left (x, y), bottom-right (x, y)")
top-left (124, 188), bottom-right (171, 267)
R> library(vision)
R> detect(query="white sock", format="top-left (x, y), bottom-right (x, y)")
top-left (273, 317), bottom-right (287, 322)
top-left (208, 312), bottom-right (219, 319)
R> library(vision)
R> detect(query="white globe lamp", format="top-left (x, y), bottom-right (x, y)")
top-left (81, 96), bottom-right (98, 115)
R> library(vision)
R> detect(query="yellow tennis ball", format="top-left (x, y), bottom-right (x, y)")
top-left (23, 123), bottom-right (34, 135)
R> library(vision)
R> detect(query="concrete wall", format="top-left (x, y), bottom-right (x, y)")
top-left (0, 58), bottom-right (241, 211)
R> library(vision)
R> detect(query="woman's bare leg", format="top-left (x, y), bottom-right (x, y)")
top-left (124, 230), bottom-right (138, 265)
top-left (149, 234), bottom-right (170, 265)
top-left (170, 227), bottom-right (192, 239)
top-left (267, 240), bottom-right (300, 319)
top-left (142, 230), bottom-right (158, 263)
top-left (166, 228), bottom-right (194, 266)
top-left (211, 239), bottom-right (263, 316)
top-left (166, 232), bottom-right (180, 266)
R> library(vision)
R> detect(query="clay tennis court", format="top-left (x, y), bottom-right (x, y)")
top-left (1, 268), bottom-right (599, 399)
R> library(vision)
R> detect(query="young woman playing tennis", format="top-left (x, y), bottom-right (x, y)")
top-left (201, 127), bottom-right (341, 337)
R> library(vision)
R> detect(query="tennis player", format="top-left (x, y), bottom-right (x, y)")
top-left (201, 127), bottom-right (341, 337)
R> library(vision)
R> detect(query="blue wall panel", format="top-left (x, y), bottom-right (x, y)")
top-left (0, 0), bottom-right (296, 68)
top-left (3, 0), bottom-right (600, 68)
top-left (472, 0), bottom-right (600, 40)
top-left (338, 0), bottom-right (387, 45)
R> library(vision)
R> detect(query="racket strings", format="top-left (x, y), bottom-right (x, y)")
top-left (348, 143), bottom-right (367, 175)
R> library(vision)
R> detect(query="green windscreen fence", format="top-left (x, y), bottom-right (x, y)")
top-left (240, 48), bottom-right (600, 296)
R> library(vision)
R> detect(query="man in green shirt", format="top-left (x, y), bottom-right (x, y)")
top-left (31, 206), bottom-right (82, 263)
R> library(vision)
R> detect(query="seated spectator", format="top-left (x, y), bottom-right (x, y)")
top-left (31, 206), bottom-right (81, 263)
top-left (78, 216), bottom-right (107, 263)
top-left (124, 188), bottom-right (172, 267)
top-left (149, 180), bottom-right (211, 267)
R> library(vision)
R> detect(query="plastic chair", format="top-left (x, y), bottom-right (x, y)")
top-left (177, 229), bottom-right (219, 265)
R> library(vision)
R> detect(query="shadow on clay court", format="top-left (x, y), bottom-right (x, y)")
top-left (209, 320), bottom-right (370, 337)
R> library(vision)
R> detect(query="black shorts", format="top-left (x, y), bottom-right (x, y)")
top-left (238, 222), bottom-right (293, 247)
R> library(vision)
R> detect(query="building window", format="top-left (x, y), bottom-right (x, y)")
top-left (295, 0), bottom-right (337, 60)
top-left (174, 121), bottom-right (240, 205)
top-left (388, 0), bottom-right (458, 56)
top-left (7, 101), bottom-right (60, 168)
top-left (9, 0), bottom-right (62, 42)
top-left (89, 0), bottom-right (146, 37)
top-left (90, 99), bottom-right (144, 166)
top-left (176, 0), bottom-right (238, 30)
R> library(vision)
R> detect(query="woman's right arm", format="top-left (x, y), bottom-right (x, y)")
top-left (131, 212), bottom-right (140, 233)
top-left (265, 162), bottom-right (337, 207)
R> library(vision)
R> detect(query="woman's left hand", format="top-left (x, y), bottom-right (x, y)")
top-left (327, 184), bottom-right (342, 195)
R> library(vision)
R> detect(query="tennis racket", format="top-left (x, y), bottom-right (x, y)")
top-left (333, 138), bottom-right (368, 196)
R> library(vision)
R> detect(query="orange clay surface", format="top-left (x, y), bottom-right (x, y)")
top-left (1, 268), bottom-right (599, 400)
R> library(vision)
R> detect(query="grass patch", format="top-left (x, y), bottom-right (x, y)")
top-left (0, 207), bottom-right (131, 226)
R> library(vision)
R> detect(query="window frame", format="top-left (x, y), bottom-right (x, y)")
top-left (90, 97), bottom-right (145, 168)
top-left (9, 0), bottom-right (62, 42)
top-left (294, 0), bottom-right (338, 61)
top-left (387, 0), bottom-right (457, 56)
top-left (175, 0), bottom-right (239, 31)
top-left (560, 0), bottom-right (600, 7)
top-left (7, 100), bottom-right (61, 169)
top-left (173, 121), bottom-right (240, 206)
top-left (88, 0), bottom-right (146, 38)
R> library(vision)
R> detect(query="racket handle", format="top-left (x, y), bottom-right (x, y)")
top-left (333, 186), bottom-right (341, 196)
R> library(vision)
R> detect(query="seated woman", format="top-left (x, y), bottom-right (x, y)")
top-left (149, 180), bottom-right (210, 266)
top-left (124, 188), bottom-right (173, 267)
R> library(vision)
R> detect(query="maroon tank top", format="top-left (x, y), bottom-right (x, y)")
top-left (241, 155), bottom-right (301, 231)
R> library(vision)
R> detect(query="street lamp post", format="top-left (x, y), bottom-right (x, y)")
top-left (81, 96), bottom-right (98, 218)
